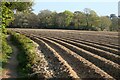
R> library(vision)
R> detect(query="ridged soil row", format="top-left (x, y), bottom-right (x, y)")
top-left (51, 37), bottom-right (120, 64)
top-left (55, 37), bottom-right (119, 56)
top-left (29, 36), bottom-right (80, 78)
top-left (31, 35), bottom-right (115, 79)
top-left (12, 31), bottom-right (120, 79)
top-left (72, 33), bottom-right (119, 47)
top-left (13, 30), bottom-right (120, 50)
top-left (43, 37), bottom-right (120, 79)
top-left (73, 37), bottom-right (120, 50)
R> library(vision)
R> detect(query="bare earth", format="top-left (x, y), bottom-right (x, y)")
top-left (8, 29), bottom-right (120, 79)
top-left (2, 35), bottom-right (18, 78)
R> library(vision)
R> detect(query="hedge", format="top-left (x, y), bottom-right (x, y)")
top-left (9, 31), bottom-right (37, 77)
top-left (1, 33), bottom-right (12, 68)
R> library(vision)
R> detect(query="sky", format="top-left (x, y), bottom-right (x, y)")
top-left (32, 0), bottom-right (119, 16)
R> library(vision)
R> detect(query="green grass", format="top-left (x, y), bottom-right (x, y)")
top-left (9, 31), bottom-right (37, 77)
top-left (0, 33), bottom-right (12, 70)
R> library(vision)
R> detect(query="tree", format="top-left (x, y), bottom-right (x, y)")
top-left (26, 12), bottom-right (39, 28)
top-left (88, 10), bottom-right (100, 28)
top-left (99, 16), bottom-right (112, 31)
top-left (10, 12), bottom-right (39, 28)
top-left (1, 1), bottom-right (33, 32)
top-left (10, 12), bottom-right (24, 28)
top-left (62, 10), bottom-right (73, 28)
top-left (1, 2), bottom-right (14, 33)
top-left (6, 8), bottom-right (118, 31)
top-left (84, 8), bottom-right (100, 30)
top-left (84, 8), bottom-right (91, 27)
top-left (38, 10), bottom-right (53, 28)
top-left (54, 12), bottom-right (66, 28)
top-left (72, 11), bottom-right (86, 29)
top-left (110, 14), bottom-right (119, 31)
top-left (54, 10), bottom-right (73, 29)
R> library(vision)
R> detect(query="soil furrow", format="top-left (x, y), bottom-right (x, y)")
top-left (9, 29), bottom-right (119, 79)
top-left (55, 37), bottom-right (119, 56)
top-left (74, 38), bottom-right (120, 50)
top-left (30, 36), bottom-right (80, 78)
top-left (40, 36), bottom-right (120, 79)
top-left (36, 36), bottom-right (115, 79)
top-left (51, 37), bottom-right (120, 64)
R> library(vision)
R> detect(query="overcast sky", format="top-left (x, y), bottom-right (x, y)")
top-left (32, 0), bottom-right (119, 16)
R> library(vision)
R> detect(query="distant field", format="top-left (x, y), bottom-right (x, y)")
top-left (11, 28), bottom-right (119, 45)
top-left (9, 28), bottom-right (120, 79)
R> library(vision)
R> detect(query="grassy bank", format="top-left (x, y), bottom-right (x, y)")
top-left (0, 33), bottom-right (12, 70)
top-left (9, 31), bottom-right (37, 77)
top-left (0, 27), bottom-right (12, 76)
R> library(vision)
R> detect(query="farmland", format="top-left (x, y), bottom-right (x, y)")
top-left (1, 1), bottom-right (119, 79)
top-left (9, 29), bottom-right (120, 79)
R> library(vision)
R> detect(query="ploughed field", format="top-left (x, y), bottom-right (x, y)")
top-left (10, 29), bottom-right (120, 79)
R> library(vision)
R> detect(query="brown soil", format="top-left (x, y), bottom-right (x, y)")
top-left (8, 29), bottom-right (120, 79)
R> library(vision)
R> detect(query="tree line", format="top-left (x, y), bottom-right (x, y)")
top-left (9, 9), bottom-right (119, 31)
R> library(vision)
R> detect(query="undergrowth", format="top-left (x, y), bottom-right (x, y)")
top-left (9, 31), bottom-right (37, 77)
top-left (1, 33), bottom-right (12, 68)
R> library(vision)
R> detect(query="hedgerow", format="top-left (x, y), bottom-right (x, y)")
top-left (1, 33), bottom-right (12, 68)
top-left (9, 31), bottom-right (37, 77)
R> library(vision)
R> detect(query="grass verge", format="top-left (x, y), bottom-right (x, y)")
top-left (0, 33), bottom-right (12, 71)
top-left (9, 31), bottom-right (37, 78)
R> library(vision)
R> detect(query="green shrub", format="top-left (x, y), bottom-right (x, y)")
top-left (1, 33), bottom-right (12, 67)
top-left (9, 31), bottom-right (36, 77)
